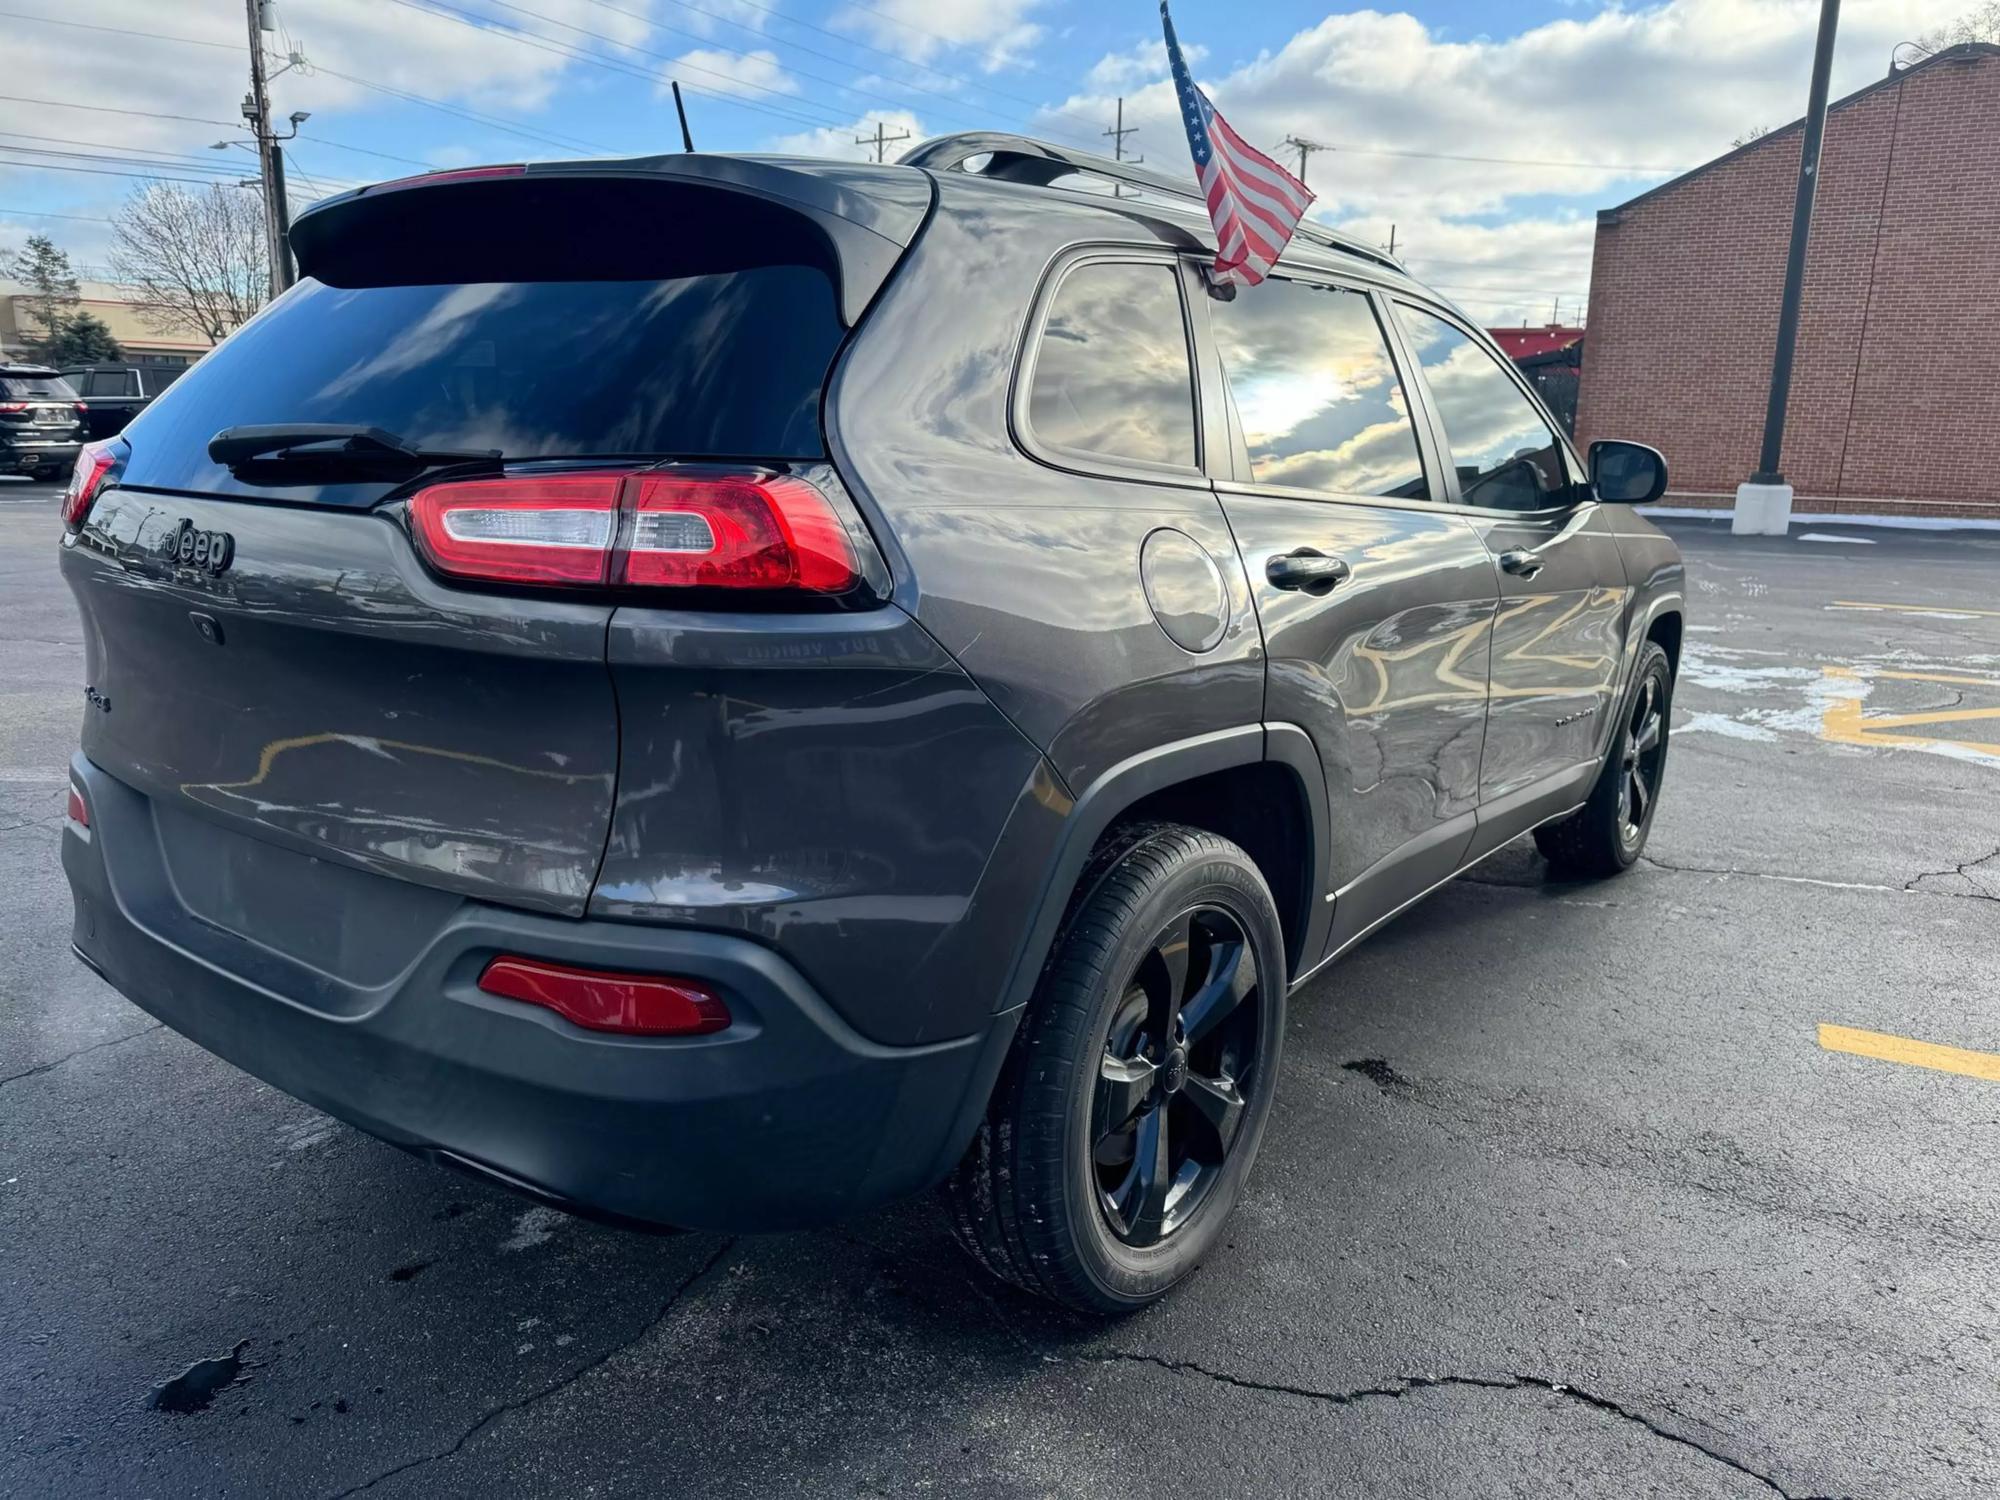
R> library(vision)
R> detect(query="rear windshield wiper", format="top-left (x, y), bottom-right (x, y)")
top-left (209, 424), bottom-right (502, 476)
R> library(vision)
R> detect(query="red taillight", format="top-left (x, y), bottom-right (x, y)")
top-left (478, 956), bottom-right (731, 1036)
top-left (373, 164), bottom-right (526, 193)
top-left (620, 473), bottom-right (857, 591)
top-left (66, 787), bottom-right (89, 828)
top-left (62, 440), bottom-right (117, 530)
top-left (408, 470), bottom-right (861, 594)
top-left (0, 401), bottom-right (25, 414)
top-left (75, 402), bottom-right (88, 413)
top-left (409, 473), bottom-right (620, 585)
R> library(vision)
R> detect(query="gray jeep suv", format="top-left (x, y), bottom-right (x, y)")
top-left (58, 136), bottom-right (1682, 1313)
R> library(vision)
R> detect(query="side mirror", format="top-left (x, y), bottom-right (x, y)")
top-left (1588, 440), bottom-right (1667, 505)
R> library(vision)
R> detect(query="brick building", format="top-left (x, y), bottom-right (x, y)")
top-left (1578, 43), bottom-right (2000, 518)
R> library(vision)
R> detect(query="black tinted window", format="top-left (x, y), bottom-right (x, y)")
top-left (1396, 305), bottom-right (1570, 512)
top-left (122, 266), bottom-right (842, 498)
top-left (1028, 262), bottom-right (1196, 469)
top-left (86, 370), bottom-right (135, 397)
top-left (1211, 279), bottom-right (1427, 499)
top-left (0, 374), bottom-right (77, 400)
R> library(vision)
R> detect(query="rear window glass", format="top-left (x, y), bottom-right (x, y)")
top-left (1, 375), bottom-right (78, 400)
top-left (122, 266), bottom-right (843, 497)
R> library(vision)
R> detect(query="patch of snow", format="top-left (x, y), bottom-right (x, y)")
top-left (1796, 532), bottom-right (1875, 544)
top-left (1677, 712), bottom-right (1777, 742)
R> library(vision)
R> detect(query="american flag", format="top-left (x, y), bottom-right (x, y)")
top-left (1160, 0), bottom-right (1314, 287)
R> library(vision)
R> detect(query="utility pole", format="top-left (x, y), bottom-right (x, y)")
top-left (856, 122), bottom-right (912, 163)
top-left (1281, 135), bottom-right (1329, 185)
top-left (243, 0), bottom-right (283, 298)
top-left (1384, 224), bottom-right (1397, 257)
top-left (1103, 97), bottom-right (1142, 195)
top-left (1734, 0), bottom-right (1840, 537)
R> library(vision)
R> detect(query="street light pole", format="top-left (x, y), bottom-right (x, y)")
top-left (1734, 0), bottom-right (1841, 536)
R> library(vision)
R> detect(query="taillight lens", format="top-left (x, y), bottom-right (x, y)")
top-left (74, 401), bottom-right (88, 413)
top-left (621, 473), bottom-right (857, 591)
top-left (66, 787), bottom-right (89, 828)
top-left (478, 956), bottom-right (731, 1036)
top-left (0, 401), bottom-right (25, 414)
top-left (62, 440), bottom-right (117, 530)
top-left (409, 473), bottom-right (620, 586)
top-left (408, 470), bottom-right (862, 594)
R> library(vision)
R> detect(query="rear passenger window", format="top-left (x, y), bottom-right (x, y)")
top-left (1395, 304), bottom-right (1572, 512)
top-left (1209, 278), bottom-right (1427, 499)
top-left (1027, 261), bottom-right (1196, 470)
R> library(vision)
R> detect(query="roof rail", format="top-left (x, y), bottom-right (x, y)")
top-left (898, 131), bottom-right (1403, 273)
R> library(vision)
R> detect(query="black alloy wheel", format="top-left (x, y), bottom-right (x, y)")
top-left (1617, 670), bottom-right (1667, 847)
top-left (943, 823), bottom-right (1287, 1313)
top-left (1536, 639), bottom-right (1675, 877)
top-left (1093, 905), bottom-right (1261, 1247)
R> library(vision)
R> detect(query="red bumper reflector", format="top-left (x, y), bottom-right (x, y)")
top-left (477, 956), bottom-right (731, 1036)
top-left (65, 787), bottom-right (88, 828)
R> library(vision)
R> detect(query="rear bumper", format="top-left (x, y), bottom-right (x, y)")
top-left (2, 436), bottom-right (78, 470)
top-left (62, 755), bottom-right (1017, 1231)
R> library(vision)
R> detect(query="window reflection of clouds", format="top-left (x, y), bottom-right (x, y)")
top-left (1210, 278), bottom-right (1426, 499)
top-left (1397, 307), bottom-right (1566, 510)
top-left (1027, 263), bottom-right (1196, 469)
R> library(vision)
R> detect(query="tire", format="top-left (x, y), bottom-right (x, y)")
top-left (1535, 640), bottom-right (1674, 878)
top-left (944, 822), bottom-right (1287, 1314)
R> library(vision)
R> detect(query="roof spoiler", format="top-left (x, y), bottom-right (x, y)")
top-left (288, 156), bottom-right (933, 326)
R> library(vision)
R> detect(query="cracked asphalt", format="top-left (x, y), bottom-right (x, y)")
top-left (4, 481), bottom-right (1998, 1499)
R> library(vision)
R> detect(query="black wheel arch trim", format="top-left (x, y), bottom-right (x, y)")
top-left (996, 723), bottom-right (1333, 1019)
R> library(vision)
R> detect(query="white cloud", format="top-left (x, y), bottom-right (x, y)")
top-left (833, 0), bottom-right (1046, 71)
top-left (767, 109), bottom-right (926, 163)
top-left (1040, 0), bottom-right (1973, 323)
top-left (664, 48), bottom-right (797, 100)
top-left (1085, 37), bottom-right (1202, 93)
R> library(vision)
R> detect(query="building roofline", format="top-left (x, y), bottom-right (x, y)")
top-left (1598, 41), bottom-right (1999, 221)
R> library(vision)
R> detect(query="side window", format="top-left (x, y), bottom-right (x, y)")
top-left (1396, 304), bottom-right (1572, 512)
top-left (1026, 261), bottom-right (1197, 470)
top-left (83, 371), bottom-right (116, 397)
top-left (1209, 278), bottom-right (1428, 500)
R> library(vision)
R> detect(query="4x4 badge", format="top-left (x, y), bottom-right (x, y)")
top-left (160, 518), bottom-right (233, 575)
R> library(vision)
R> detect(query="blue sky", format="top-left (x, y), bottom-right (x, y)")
top-left (0, 0), bottom-right (1973, 326)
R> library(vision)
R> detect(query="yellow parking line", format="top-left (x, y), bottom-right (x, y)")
top-left (1861, 706), bottom-right (2000, 730)
top-left (1818, 665), bottom-right (2000, 755)
top-left (1831, 600), bottom-right (2000, 619)
top-left (1819, 1024), bottom-right (2000, 1083)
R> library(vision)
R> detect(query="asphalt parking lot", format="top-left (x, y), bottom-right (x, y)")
top-left (4, 474), bottom-right (1997, 1499)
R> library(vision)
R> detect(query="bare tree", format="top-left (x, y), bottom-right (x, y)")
top-left (108, 182), bottom-right (268, 346)
top-left (1915, 1), bottom-right (2000, 53)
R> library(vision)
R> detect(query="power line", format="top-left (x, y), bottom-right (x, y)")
top-left (0, 9), bottom-right (237, 52)
top-left (380, 0), bottom-right (852, 136)
top-left (0, 94), bottom-right (240, 129)
top-left (0, 7), bottom-right (613, 157)
top-left (307, 65), bottom-right (612, 154)
top-left (0, 206), bottom-right (116, 224)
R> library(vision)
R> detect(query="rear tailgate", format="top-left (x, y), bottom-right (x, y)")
top-left (61, 158), bottom-right (927, 919)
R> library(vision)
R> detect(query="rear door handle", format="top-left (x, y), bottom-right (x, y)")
top-left (1266, 549), bottom-right (1351, 595)
top-left (1498, 550), bottom-right (1544, 579)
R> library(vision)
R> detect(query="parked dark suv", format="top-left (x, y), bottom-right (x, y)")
top-left (62, 362), bottom-right (188, 440)
top-left (1, 364), bottom-right (84, 479)
top-left (58, 138), bottom-right (1682, 1313)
